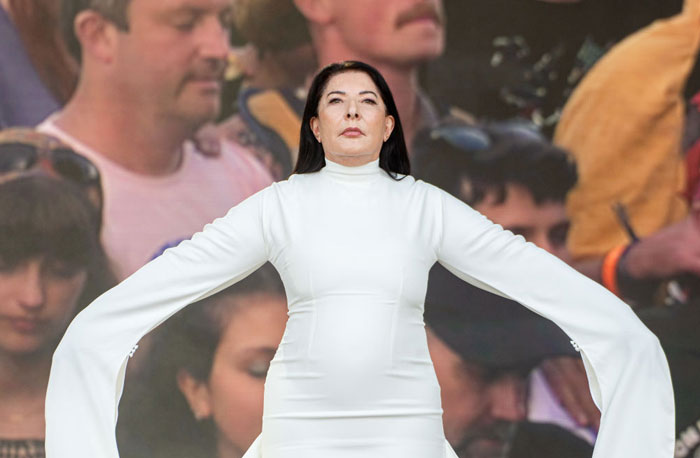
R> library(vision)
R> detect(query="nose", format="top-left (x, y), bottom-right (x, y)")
top-left (199, 16), bottom-right (230, 61)
top-left (487, 375), bottom-right (527, 422)
top-left (345, 100), bottom-right (360, 119)
top-left (12, 261), bottom-right (46, 310)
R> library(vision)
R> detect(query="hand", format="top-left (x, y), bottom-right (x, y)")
top-left (540, 356), bottom-right (601, 430)
top-left (623, 208), bottom-right (700, 279)
top-left (192, 123), bottom-right (222, 157)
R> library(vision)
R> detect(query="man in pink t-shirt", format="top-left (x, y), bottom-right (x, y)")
top-left (42, 0), bottom-right (272, 279)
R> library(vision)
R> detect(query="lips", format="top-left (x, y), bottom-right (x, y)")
top-left (4, 316), bottom-right (44, 333)
top-left (396, 3), bottom-right (443, 28)
top-left (341, 127), bottom-right (364, 137)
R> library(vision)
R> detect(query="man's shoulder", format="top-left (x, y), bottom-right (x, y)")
top-left (510, 422), bottom-right (593, 458)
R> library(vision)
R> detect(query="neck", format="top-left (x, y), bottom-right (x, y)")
top-left (324, 152), bottom-right (379, 168)
top-left (54, 80), bottom-right (194, 175)
top-left (0, 350), bottom-right (52, 401)
top-left (314, 35), bottom-right (422, 147)
top-left (217, 435), bottom-right (244, 458)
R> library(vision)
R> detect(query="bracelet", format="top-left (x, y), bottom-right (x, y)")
top-left (601, 244), bottom-right (627, 297)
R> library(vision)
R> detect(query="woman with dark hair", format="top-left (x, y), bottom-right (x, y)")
top-left (47, 61), bottom-right (673, 458)
top-left (0, 129), bottom-right (113, 458)
top-left (117, 264), bottom-right (287, 458)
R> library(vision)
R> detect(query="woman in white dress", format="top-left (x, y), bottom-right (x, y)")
top-left (45, 61), bottom-right (674, 458)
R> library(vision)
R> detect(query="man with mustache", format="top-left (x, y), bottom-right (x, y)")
top-left (294, 0), bottom-right (446, 143)
top-left (425, 264), bottom-right (593, 458)
top-left (219, 0), bottom-right (452, 178)
top-left (37, 0), bottom-right (273, 280)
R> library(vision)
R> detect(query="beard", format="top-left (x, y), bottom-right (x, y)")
top-left (454, 421), bottom-right (519, 458)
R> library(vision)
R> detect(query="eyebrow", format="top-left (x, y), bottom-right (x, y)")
top-left (162, 4), bottom-right (232, 20)
top-left (326, 90), bottom-right (378, 98)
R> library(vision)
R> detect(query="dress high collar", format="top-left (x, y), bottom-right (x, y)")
top-left (321, 157), bottom-right (382, 177)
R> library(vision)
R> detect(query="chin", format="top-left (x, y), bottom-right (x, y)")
top-left (180, 106), bottom-right (220, 128)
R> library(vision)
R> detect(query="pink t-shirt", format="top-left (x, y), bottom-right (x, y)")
top-left (39, 119), bottom-right (273, 280)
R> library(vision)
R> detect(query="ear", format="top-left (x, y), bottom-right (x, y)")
top-left (176, 369), bottom-right (213, 421)
top-left (293, 0), bottom-right (334, 25)
top-left (310, 117), bottom-right (321, 143)
top-left (74, 10), bottom-right (121, 64)
top-left (383, 115), bottom-right (395, 142)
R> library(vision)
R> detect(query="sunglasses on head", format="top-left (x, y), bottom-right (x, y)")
top-left (428, 120), bottom-right (546, 159)
top-left (0, 142), bottom-right (101, 188)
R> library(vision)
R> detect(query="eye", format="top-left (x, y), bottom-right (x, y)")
top-left (45, 260), bottom-right (83, 279)
top-left (172, 13), bottom-right (199, 32)
top-left (174, 20), bottom-right (197, 32)
top-left (328, 98), bottom-right (342, 104)
top-left (548, 222), bottom-right (570, 248)
top-left (247, 360), bottom-right (271, 379)
top-left (363, 98), bottom-right (378, 105)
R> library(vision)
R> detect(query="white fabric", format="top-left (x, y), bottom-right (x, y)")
top-left (45, 158), bottom-right (674, 457)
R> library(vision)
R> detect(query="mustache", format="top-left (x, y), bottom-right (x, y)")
top-left (185, 58), bottom-right (227, 82)
top-left (395, 2), bottom-right (443, 28)
top-left (456, 421), bottom-right (518, 458)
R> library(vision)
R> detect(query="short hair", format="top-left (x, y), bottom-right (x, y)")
top-left (293, 61), bottom-right (410, 179)
top-left (413, 123), bottom-right (577, 207)
top-left (232, 0), bottom-right (310, 53)
top-left (61, 0), bottom-right (132, 62)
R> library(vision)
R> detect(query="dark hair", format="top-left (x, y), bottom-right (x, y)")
top-left (293, 61), bottom-right (410, 179)
top-left (117, 263), bottom-right (285, 458)
top-left (413, 124), bottom-right (577, 207)
top-left (61, 0), bottom-right (132, 62)
top-left (232, 0), bottom-right (310, 53)
top-left (0, 175), bottom-right (115, 317)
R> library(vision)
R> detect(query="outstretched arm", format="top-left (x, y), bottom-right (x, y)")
top-left (434, 188), bottom-right (674, 458)
top-left (45, 187), bottom-right (272, 458)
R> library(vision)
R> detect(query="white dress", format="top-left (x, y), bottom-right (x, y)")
top-left (45, 158), bottom-right (675, 458)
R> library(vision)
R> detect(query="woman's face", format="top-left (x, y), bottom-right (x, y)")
top-left (0, 257), bottom-right (87, 356)
top-left (310, 70), bottom-right (395, 166)
top-left (179, 292), bottom-right (288, 458)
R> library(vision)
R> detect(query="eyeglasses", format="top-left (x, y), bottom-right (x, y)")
top-left (427, 120), bottom-right (546, 159)
top-left (0, 142), bottom-right (100, 187)
top-left (0, 141), bottom-right (103, 212)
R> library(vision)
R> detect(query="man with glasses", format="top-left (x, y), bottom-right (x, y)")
top-left (37, 0), bottom-right (273, 280)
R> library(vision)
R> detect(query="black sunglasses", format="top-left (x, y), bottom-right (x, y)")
top-left (428, 120), bottom-right (546, 159)
top-left (0, 142), bottom-right (101, 188)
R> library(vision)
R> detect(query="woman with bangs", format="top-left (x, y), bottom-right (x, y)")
top-left (0, 129), bottom-right (114, 458)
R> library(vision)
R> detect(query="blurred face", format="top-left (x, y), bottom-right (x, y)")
top-left (310, 71), bottom-right (395, 166)
top-left (324, 0), bottom-right (445, 66)
top-left (471, 183), bottom-right (571, 263)
top-left (427, 329), bottom-right (528, 458)
top-left (0, 257), bottom-right (86, 356)
top-left (180, 293), bottom-right (287, 458)
top-left (111, 0), bottom-right (232, 127)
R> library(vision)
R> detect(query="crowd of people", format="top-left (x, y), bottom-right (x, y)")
top-left (1, 0), bottom-right (698, 457)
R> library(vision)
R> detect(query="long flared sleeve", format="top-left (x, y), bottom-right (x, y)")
top-left (433, 187), bottom-right (675, 458)
top-left (45, 186), bottom-right (272, 458)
